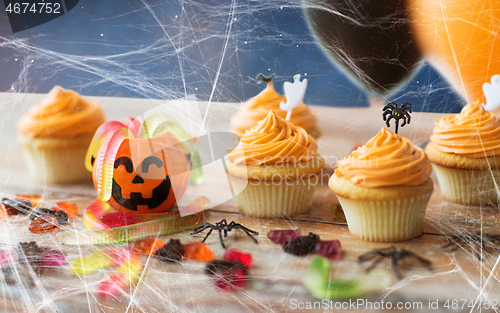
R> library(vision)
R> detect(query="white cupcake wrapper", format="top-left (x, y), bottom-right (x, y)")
top-left (336, 193), bottom-right (432, 242)
top-left (432, 164), bottom-right (500, 205)
top-left (20, 136), bottom-right (92, 184)
top-left (229, 175), bottom-right (318, 218)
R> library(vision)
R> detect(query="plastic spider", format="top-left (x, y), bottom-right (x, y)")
top-left (190, 219), bottom-right (259, 249)
top-left (358, 246), bottom-right (433, 280)
top-left (442, 232), bottom-right (500, 261)
top-left (382, 102), bottom-right (412, 134)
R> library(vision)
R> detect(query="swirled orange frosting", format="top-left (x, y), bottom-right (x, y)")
top-left (230, 80), bottom-right (317, 133)
top-left (430, 101), bottom-right (500, 157)
top-left (16, 86), bottom-right (105, 138)
top-left (335, 128), bottom-right (432, 188)
top-left (227, 110), bottom-right (318, 165)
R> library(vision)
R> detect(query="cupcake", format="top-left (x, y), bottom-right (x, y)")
top-left (425, 101), bottom-right (500, 205)
top-left (329, 128), bottom-right (433, 242)
top-left (230, 75), bottom-right (321, 138)
top-left (16, 86), bottom-right (105, 184)
top-left (226, 110), bottom-right (325, 218)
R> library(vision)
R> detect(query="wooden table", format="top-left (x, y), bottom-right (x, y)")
top-left (0, 92), bottom-right (498, 312)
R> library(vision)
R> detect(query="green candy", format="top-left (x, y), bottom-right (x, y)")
top-left (304, 255), bottom-right (390, 299)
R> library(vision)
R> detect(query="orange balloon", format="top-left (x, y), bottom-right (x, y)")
top-left (409, 0), bottom-right (500, 103)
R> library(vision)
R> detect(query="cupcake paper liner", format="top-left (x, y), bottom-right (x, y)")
top-left (19, 135), bottom-right (93, 184)
top-left (432, 163), bottom-right (500, 205)
top-left (229, 175), bottom-right (318, 218)
top-left (336, 192), bottom-right (432, 242)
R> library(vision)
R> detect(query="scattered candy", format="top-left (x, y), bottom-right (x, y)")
top-left (155, 239), bottom-right (185, 263)
top-left (39, 248), bottom-right (66, 267)
top-left (205, 260), bottom-right (247, 292)
top-left (223, 250), bottom-right (252, 269)
top-left (1, 198), bottom-right (31, 215)
top-left (52, 202), bottom-right (78, 218)
top-left (101, 212), bottom-right (138, 228)
top-left (269, 229), bottom-right (343, 259)
top-left (71, 250), bottom-right (114, 275)
top-left (29, 216), bottom-right (59, 234)
top-left (314, 240), bottom-right (342, 260)
top-left (282, 233), bottom-right (320, 256)
top-left (183, 241), bottom-right (214, 262)
top-left (267, 229), bottom-right (302, 244)
top-left (0, 204), bottom-right (8, 220)
top-left (15, 194), bottom-right (42, 207)
top-left (304, 255), bottom-right (390, 299)
top-left (98, 271), bottom-right (128, 299)
top-left (129, 237), bottom-right (165, 255)
top-left (29, 208), bottom-right (56, 221)
top-left (213, 267), bottom-right (246, 292)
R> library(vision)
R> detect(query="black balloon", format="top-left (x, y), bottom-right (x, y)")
top-left (303, 0), bottom-right (421, 94)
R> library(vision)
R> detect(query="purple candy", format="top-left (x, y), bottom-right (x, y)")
top-left (314, 240), bottom-right (342, 260)
top-left (267, 229), bottom-right (302, 244)
top-left (40, 249), bottom-right (67, 267)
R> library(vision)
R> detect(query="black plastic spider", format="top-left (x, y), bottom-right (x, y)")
top-left (358, 246), bottom-right (433, 280)
top-left (382, 102), bottom-right (412, 134)
top-left (442, 232), bottom-right (500, 261)
top-left (190, 219), bottom-right (259, 249)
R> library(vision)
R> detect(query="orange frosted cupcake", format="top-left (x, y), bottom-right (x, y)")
top-left (425, 101), bottom-right (500, 205)
top-left (16, 86), bottom-right (105, 184)
top-left (227, 111), bottom-right (325, 218)
top-left (329, 128), bottom-right (433, 242)
top-left (230, 74), bottom-right (320, 138)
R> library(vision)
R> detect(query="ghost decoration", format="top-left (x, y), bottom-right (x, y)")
top-left (280, 74), bottom-right (308, 121)
top-left (482, 75), bottom-right (500, 112)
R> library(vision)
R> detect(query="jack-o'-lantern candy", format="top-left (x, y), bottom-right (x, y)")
top-left (108, 133), bottom-right (191, 214)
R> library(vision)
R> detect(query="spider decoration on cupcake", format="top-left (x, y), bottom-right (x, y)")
top-left (190, 219), bottom-right (259, 249)
top-left (358, 246), bottom-right (433, 280)
top-left (441, 232), bottom-right (500, 261)
top-left (382, 102), bottom-right (412, 134)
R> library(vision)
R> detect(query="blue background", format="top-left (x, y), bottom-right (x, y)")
top-left (0, 1), bottom-right (464, 112)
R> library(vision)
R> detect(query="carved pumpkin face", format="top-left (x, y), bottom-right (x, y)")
top-left (108, 133), bottom-right (191, 214)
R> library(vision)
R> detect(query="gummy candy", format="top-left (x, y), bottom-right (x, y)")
top-left (1, 198), bottom-right (31, 215)
top-left (213, 267), bottom-right (246, 292)
top-left (29, 208), bottom-right (56, 220)
top-left (39, 248), bottom-right (67, 267)
top-left (223, 250), bottom-right (252, 269)
top-left (267, 229), bottom-right (302, 244)
top-left (314, 240), bottom-right (342, 260)
top-left (52, 202), bottom-right (78, 218)
top-left (29, 216), bottom-right (59, 234)
top-left (15, 194), bottom-right (42, 207)
top-left (71, 250), bottom-right (114, 275)
top-left (101, 212), bottom-right (138, 228)
top-left (0, 204), bottom-right (8, 220)
top-left (129, 237), bottom-right (165, 255)
top-left (304, 255), bottom-right (390, 299)
top-left (155, 239), bottom-right (184, 263)
top-left (183, 241), bottom-right (214, 262)
top-left (98, 271), bottom-right (128, 299)
top-left (282, 233), bottom-right (320, 256)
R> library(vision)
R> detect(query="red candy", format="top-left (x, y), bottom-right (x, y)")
top-left (314, 240), bottom-right (342, 259)
top-left (101, 212), bottom-right (139, 228)
top-left (223, 250), bottom-right (252, 269)
top-left (52, 202), bottom-right (78, 218)
top-left (97, 272), bottom-right (127, 299)
top-left (213, 268), bottom-right (246, 292)
top-left (267, 229), bottom-right (302, 244)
